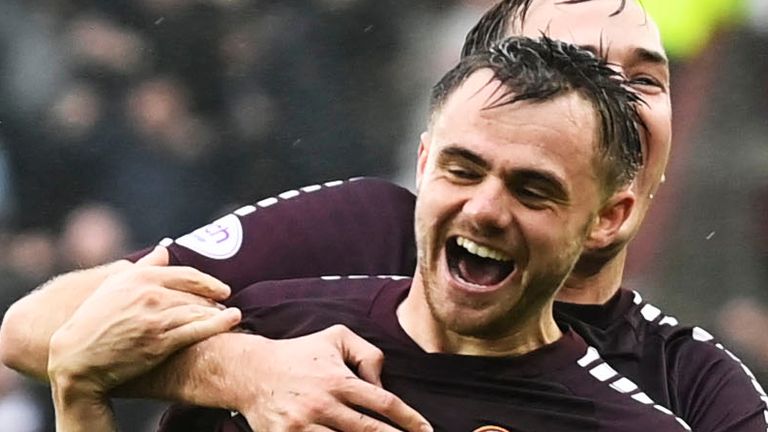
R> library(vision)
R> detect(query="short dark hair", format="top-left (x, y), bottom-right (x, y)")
top-left (461, 0), bottom-right (629, 58)
top-left (431, 36), bottom-right (644, 194)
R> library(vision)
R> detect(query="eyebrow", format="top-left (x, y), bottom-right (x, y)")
top-left (439, 145), bottom-right (569, 198)
top-left (439, 145), bottom-right (490, 170)
top-left (633, 47), bottom-right (668, 66)
top-left (579, 44), bottom-right (668, 67)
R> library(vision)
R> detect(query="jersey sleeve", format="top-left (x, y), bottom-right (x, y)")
top-left (127, 177), bottom-right (416, 294)
top-left (669, 327), bottom-right (768, 432)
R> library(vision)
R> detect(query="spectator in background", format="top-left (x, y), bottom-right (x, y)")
top-left (59, 203), bottom-right (129, 269)
top-left (4, 231), bottom-right (58, 291)
top-left (718, 298), bottom-right (768, 365)
top-left (103, 76), bottom-right (220, 245)
top-left (1, 0), bottom-right (425, 240)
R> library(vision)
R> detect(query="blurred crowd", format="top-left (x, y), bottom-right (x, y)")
top-left (0, 1), bottom-right (766, 431)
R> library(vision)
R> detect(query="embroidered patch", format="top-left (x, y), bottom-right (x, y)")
top-left (174, 214), bottom-right (243, 259)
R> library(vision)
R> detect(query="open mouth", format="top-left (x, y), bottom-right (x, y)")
top-left (446, 236), bottom-right (516, 287)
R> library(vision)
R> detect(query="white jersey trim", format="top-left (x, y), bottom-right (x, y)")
top-left (320, 274), bottom-right (412, 281)
top-left (165, 177), bottom-right (364, 260)
top-left (576, 344), bottom-right (691, 431)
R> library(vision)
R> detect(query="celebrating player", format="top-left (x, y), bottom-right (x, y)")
top-left (52, 36), bottom-right (693, 432)
top-left (2, 1), bottom-right (766, 431)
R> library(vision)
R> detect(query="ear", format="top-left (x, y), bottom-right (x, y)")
top-left (415, 131), bottom-right (431, 191)
top-left (584, 189), bottom-right (636, 251)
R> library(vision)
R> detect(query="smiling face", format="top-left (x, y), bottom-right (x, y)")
top-left (411, 70), bottom-right (612, 343)
top-left (513, 0), bottom-right (671, 248)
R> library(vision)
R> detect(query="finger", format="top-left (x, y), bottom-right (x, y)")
top-left (335, 381), bottom-right (432, 432)
top-left (132, 286), bottom-right (224, 313)
top-left (163, 307), bottom-right (241, 350)
top-left (320, 402), bottom-right (415, 432)
top-left (159, 304), bottom-right (231, 330)
top-left (160, 289), bottom-right (226, 309)
top-left (135, 246), bottom-right (170, 266)
top-left (332, 325), bottom-right (384, 387)
top-left (140, 266), bottom-right (231, 301)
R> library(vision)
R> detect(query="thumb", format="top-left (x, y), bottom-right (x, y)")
top-left (334, 326), bottom-right (384, 387)
top-left (136, 246), bottom-right (170, 267)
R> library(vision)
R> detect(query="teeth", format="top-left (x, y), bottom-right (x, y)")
top-left (456, 236), bottom-right (511, 262)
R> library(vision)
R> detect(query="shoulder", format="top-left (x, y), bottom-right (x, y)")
top-left (627, 292), bottom-right (768, 432)
top-left (147, 177), bottom-right (416, 290)
top-left (556, 343), bottom-right (691, 431)
top-left (664, 326), bottom-right (768, 431)
top-left (239, 176), bottom-right (414, 214)
top-left (243, 176), bottom-right (414, 210)
top-left (165, 177), bottom-right (414, 260)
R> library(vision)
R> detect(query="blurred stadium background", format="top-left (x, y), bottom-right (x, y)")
top-left (0, 0), bottom-right (765, 430)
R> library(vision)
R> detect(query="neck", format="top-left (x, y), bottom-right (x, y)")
top-left (555, 248), bottom-right (626, 305)
top-left (398, 274), bottom-right (562, 357)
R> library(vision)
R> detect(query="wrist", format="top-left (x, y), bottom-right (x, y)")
top-left (50, 371), bottom-right (105, 409)
top-left (186, 332), bottom-right (275, 412)
top-left (48, 351), bottom-right (105, 404)
top-left (227, 334), bottom-right (275, 412)
top-left (52, 379), bottom-right (115, 432)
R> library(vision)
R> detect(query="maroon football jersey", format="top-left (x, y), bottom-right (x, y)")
top-left (132, 178), bottom-right (767, 432)
top-left (159, 277), bottom-right (690, 432)
top-left (127, 178), bottom-right (416, 288)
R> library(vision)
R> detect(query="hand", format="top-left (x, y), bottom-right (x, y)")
top-left (47, 246), bottom-right (242, 398)
top-left (238, 325), bottom-right (432, 432)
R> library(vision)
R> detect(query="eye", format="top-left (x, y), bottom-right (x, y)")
top-left (628, 75), bottom-right (665, 95)
top-left (446, 166), bottom-right (481, 182)
top-left (515, 186), bottom-right (551, 209)
top-left (519, 187), bottom-right (546, 200)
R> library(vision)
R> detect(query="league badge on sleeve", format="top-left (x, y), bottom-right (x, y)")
top-left (174, 213), bottom-right (243, 259)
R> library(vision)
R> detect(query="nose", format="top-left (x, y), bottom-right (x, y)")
top-left (462, 179), bottom-right (513, 233)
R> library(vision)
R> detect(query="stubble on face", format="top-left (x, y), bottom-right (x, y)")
top-left (408, 74), bottom-right (602, 350)
top-left (415, 209), bottom-right (590, 340)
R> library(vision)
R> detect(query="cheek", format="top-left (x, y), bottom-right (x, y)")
top-left (414, 180), bottom-right (459, 238)
top-left (637, 98), bottom-right (672, 194)
top-left (520, 203), bottom-right (595, 261)
top-left (517, 211), bottom-right (571, 262)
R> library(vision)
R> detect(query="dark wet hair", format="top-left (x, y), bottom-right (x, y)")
top-left (461, 0), bottom-right (629, 58)
top-left (431, 35), bottom-right (644, 194)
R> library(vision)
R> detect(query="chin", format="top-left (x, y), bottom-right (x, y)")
top-left (434, 303), bottom-right (513, 340)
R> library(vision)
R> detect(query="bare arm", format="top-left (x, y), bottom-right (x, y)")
top-left (0, 260), bottom-right (131, 380)
top-left (44, 286), bottom-right (431, 432)
top-left (5, 247), bottom-right (432, 431)
top-left (1, 179), bottom-right (416, 381)
top-left (0, 247), bottom-right (231, 381)
top-left (120, 328), bottom-right (432, 432)
top-left (45, 253), bottom-right (241, 432)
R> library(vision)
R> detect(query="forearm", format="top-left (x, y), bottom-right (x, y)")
top-left (116, 332), bottom-right (268, 410)
top-left (0, 261), bottom-right (132, 380)
top-left (127, 325), bottom-right (433, 432)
